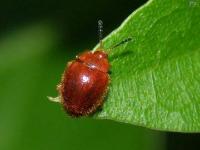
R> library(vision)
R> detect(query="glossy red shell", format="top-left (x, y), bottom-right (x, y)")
top-left (58, 50), bottom-right (110, 116)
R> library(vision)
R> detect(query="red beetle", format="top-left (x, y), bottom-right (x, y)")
top-left (57, 49), bottom-right (110, 116)
top-left (49, 20), bottom-right (131, 117)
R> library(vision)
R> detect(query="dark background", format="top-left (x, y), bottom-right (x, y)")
top-left (0, 0), bottom-right (199, 150)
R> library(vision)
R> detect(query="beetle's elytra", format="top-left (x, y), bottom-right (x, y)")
top-left (58, 50), bottom-right (110, 116)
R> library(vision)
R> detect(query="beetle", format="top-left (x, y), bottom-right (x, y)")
top-left (57, 49), bottom-right (110, 116)
top-left (50, 20), bottom-right (132, 117)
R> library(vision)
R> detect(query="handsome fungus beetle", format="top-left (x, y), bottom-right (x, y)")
top-left (50, 20), bottom-right (131, 117)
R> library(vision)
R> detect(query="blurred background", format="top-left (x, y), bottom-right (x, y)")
top-left (0, 0), bottom-right (199, 150)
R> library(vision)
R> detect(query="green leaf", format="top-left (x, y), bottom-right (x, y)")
top-left (92, 0), bottom-right (200, 132)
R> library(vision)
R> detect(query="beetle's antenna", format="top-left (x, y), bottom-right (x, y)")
top-left (98, 20), bottom-right (103, 49)
top-left (109, 37), bottom-right (132, 50)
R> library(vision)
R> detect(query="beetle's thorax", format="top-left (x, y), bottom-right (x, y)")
top-left (77, 50), bottom-right (109, 73)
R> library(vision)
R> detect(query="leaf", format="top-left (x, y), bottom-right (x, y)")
top-left (92, 0), bottom-right (200, 132)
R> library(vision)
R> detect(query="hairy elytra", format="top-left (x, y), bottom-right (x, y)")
top-left (58, 50), bottom-right (110, 117)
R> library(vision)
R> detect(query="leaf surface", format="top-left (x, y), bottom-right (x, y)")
top-left (93, 0), bottom-right (200, 132)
